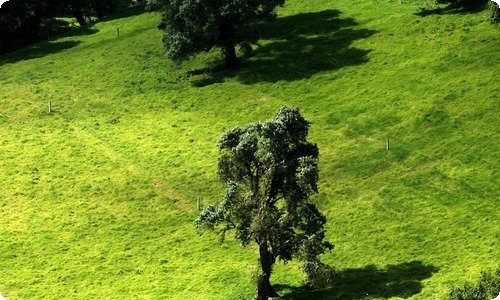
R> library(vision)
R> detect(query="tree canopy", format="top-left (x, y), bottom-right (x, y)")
top-left (196, 107), bottom-right (333, 300)
top-left (151, 0), bottom-right (285, 69)
top-left (0, 0), bottom-right (114, 54)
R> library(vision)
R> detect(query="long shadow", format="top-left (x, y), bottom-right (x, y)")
top-left (416, 0), bottom-right (489, 16)
top-left (0, 3), bottom-right (145, 64)
top-left (275, 261), bottom-right (439, 300)
top-left (98, 2), bottom-right (148, 23)
top-left (38, 19), bottom-right (99, 40)
top-left (50, 25), bottom-right (99, 40)
top-left (191, 9), bottom-right (377, 86)
top-left (0, 21), bottom-right (98, 65)
top-left (0, 40), bottom-right (83, 65)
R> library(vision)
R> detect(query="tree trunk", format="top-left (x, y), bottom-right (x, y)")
top-left (95, 0), bottom-right (104, 20)
top-left (224, 42), bottom-right (238, 70)
top-left (219, 19), bottom-right (239, 70)
top-left (73, 8), bottom-right (87, 27)
top-left (106, 0), bottom-right (114, 14)
top-left (255, 243), bottom-right (279, 300)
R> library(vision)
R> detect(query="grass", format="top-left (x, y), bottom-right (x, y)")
top-left (0, 0), bottom-right (499, 299)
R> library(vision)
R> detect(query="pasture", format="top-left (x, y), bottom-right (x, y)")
top-left (0, 0), bottom-right (498, 299)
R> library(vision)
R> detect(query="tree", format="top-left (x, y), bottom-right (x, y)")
top-left (64, 0), bottom-right (115, 26)
top-left (67, 0), bottom-right (89, 26)
top-left (0, 0), bottom-right (48, 53)
top-left (489, 1), bottom-right (499, 23)
top-left (449, 266), bottom-right (500, 300)
top-left (0, 0), bottom-right (115, 54)
top-left (196, 107), bottom-right (334, 300)
top-left (153, 0), bottom-right (285, 69)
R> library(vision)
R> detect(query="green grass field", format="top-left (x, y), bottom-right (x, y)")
top-left (0, 0), bottom-right (499, 299)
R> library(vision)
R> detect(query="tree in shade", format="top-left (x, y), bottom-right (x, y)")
top-left (0, 0), bottom-right (115, 54)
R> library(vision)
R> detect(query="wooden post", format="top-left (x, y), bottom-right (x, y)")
top-left (48, 100), bottom-right (52, 113)
top-left (386, 138), bottom-right (390, 150)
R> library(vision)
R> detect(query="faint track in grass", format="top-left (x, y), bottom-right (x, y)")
top-left (69, 124), bottom-right (192, 211)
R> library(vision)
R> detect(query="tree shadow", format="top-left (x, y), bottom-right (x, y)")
top-left (190, 9), bottom-right (377, 86)
top-left (37, 19), bottom-right (99, 40)
top-left (0, 40), bottom-right (82, 65)
top-left (0, 2), bottom-right (145, 64)
top-left (97, 2), bottom-right (148, 23)
top-left (415, 0), bottom-right (489, 16)
top-left (50, 25), bottom-right (99, 40)
top-left (275, 260), bottom-right (439, 300)
top-left (0, 18), bottom-right (100, 65)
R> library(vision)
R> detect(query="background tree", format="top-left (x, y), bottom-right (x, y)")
top-left (63, 0), bottom-right (115, 26)
top-left (152, 0), bottom-right (285, 69)
top-left (489, 1), bottom-right (499, 22)
top-left (449, 266), bottom-right (500, 300)
top-left (196, 107), bottom-right (334, 300)
top-left (0, 0), bottom-right (48, 53)
top-left (0, 0), bottom-right (116, 54)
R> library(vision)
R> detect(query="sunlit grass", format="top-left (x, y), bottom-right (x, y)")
top-left (0, 0), bottom-right (498, 299)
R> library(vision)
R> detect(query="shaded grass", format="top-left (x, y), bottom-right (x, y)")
top-left (0, 0), bottom-right (499, 299)
top-left (415, 0), bottom-right (490, 16)
top-left (0, 40), bottom-right (84, 65)
top-left (190, 9), bottom-right (377, 84)
top-left (276, 261), bottom-right (439, 300)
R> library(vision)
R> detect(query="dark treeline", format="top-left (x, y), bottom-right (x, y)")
top-left (0, 0), bottom-right (115, 54)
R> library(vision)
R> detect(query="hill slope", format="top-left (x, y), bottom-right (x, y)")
top-left (0, 0), bottom-right (498, 299)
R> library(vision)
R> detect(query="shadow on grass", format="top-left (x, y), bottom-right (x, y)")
top-left (51, 26), bottom-right (99, 40)
top-left (38, 19), bottom-right (99, 40)
top-left (275, 261), bottom-right (439, 300)
top-left (190, 9), bottom-right (377, 86)
top-left (0, 3), bottom-right (146, 65)
top-left (415, 0), bottom-right (488, 16)
top-left (98, 2), bottom-right (148, 23)
top-left (0, 22), bottom-right (99, 65)
top-left (0, 40), bottom-right (83, 65)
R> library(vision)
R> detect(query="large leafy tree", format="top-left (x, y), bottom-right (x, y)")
top-left (152, 0), bottom-right (285, 69)
top-left (196, 107), bottom-right (334, 300)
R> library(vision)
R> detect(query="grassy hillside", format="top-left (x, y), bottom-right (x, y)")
top-left (0, 0), bottom-right (498, 299)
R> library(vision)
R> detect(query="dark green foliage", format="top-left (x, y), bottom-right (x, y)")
top-left (154, 0), bottom-right (285, 69)
top-left (0, 0), bottom-right (46, 53)
top-left (489, 1), bottom-right (499, 23)
top-left (196, 107), bottom-right (333, 299)
top-left (450, 267), bottom-right (500, 300)
top-left (0, 0), bottom-right (114, 54)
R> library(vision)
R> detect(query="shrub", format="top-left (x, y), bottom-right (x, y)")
top-left (450, 267), bottom-right (500, 300)
top-left (489, 2), bottom-right (500, 23)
